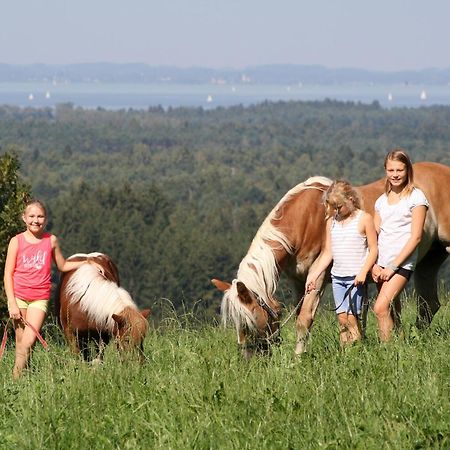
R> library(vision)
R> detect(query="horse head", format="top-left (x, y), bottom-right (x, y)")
top-left (112, 307), bottom-right (151, 359)
top-left (212, 278), bottom-right (281, 359)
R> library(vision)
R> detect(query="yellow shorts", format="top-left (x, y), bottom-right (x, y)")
top-left (16, 298), bottom-right (49, 313)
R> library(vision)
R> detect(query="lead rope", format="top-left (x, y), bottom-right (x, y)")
top-left (360, 283), bottom-right (370, 339)
top-left (0, 316), bottom-right (49, 360)
top-left (264, 283), bottom-right (370, 344)
top-left (0, 318), bottom-right (11, 359)
top-left (342, 282), bottom-right (370, 340)
top-left (266, 292), bottom-right (308, 342)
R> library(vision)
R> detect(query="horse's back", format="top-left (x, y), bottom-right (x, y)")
top-left (67, 253), bottom-right (120, 284)
top-left (359, 162), bottom-right (450, 246)
top-left (59, 252), bottom-right (119, 333)
top-left (413, 162), bottom-right (450, 244)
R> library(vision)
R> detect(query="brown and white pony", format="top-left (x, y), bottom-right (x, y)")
top-left (213, 162), bottom-right (450, 357)
top-left (57, 252), bottom-right (150, 362)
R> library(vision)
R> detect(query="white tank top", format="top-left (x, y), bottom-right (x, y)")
top-left (331, 210), bottom-right (367, 277)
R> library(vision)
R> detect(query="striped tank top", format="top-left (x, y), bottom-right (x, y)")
top-left (330, 210), bottom-right (367, 277)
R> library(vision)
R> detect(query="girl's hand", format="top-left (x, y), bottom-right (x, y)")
top-left (379, 267), bottom-right (395, 282)
top-left (86, 259), bottom-right (105, 277)
top-left (354, 271), bottom-right (367, 286)
top-left (8, 304), bottom-right (21, 321)
top-left (305, 273), bottom-right (317, 293)
top-left (371, 264), bottom-right (382, 283)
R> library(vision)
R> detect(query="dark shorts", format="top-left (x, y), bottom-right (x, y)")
top-left (381, 266), bottom-right (413, 281)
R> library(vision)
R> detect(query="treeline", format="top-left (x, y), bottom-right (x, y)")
top-left (0, 100), bottom-right (449, 317)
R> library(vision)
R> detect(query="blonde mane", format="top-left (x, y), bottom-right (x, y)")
top-left (222, 176), bottom-right (332, 334)
top-left (65, 262), bottom-right (137, 332)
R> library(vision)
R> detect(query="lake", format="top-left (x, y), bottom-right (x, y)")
top-left (1, 81), bottom-right (450, 110)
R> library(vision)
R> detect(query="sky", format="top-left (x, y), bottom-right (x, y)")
top-left (1, 0), bottom-right (449, 71)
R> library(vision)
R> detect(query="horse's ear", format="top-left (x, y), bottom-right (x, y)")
top-left (140, 308), bottom-right (151, 319)
top-left (236, 281), bottom-right (252, 304)
top-left (112, 313), bottom-right (126, 327)
top-left (211, 278), bottom-right (231, 292)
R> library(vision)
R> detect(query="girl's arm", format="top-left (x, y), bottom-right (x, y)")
top-left (373, 211), bottom-right (381, 234)
top-left (306, 218), bottom-right (333, 292)
top-left (379, 205), bottom-right (427, 281)
top-left (371, 211), bottom-right (382, 282)
top-left (4, 237), bottom-right (21, 319)
top-left (354, 212), bottom-right (378, 285)
top-left (51, 236), bottom-right (103, 273)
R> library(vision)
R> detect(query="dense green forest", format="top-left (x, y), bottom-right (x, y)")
top-left (0, 100), bottom-right (449, 317)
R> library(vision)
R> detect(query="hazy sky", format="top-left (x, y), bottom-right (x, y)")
top-left (2, 0), bottom-right (449, 71)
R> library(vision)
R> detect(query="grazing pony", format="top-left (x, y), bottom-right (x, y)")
top-left (57, 252), bottom-right (150, 361)
top-left (213, 162), bottom-right (450, 357)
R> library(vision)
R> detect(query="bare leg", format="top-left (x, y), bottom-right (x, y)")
top-left (373, 275), bottom-right (408, 342)
top-left (337, 314), bottom-right (349, 346)
top-left (13, 308), bottom-right (46, 379)
top-left (337, 313), bottom-right (361, 345)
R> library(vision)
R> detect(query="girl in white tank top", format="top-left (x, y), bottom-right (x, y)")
top-left (306, 180), bottom-right (378, 346)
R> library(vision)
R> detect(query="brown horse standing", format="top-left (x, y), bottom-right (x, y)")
top-left (213, 162), bottom-right (450, 357)
top-left (57, 252), bottom-right (150, 361)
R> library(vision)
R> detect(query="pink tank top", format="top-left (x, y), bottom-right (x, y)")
top-left (13, 232), bottom-right (53, 300)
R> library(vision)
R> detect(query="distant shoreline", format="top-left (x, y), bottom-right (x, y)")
top-left (1, 63), bottom-right (450, 86)
top-left (1, 80), bottom-right (449, 110)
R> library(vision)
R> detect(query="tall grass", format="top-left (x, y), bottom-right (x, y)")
top-left (1, 294), bottom-right (449, 449)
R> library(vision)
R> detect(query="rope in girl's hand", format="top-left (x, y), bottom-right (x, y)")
top-left (19, 316), bottom-right (49, 350)
top-left (0, 318), bottom-right (11, 359)
top-left (0, 316), bottom-right (49, 360)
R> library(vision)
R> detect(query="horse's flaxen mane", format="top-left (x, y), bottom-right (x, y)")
top-left (68, 252), bottom-right (105, 259)
top-left (222, 176), bottom-right (332, 333)
top-left (65, 262), bottom-right (137, 332)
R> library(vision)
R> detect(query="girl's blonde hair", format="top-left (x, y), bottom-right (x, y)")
top-left (24, 198), bottom-right (47, 216)
top-left (323, 179), bottom-right (362, 218)
top-left (384, 148), bottom-right (414, 196)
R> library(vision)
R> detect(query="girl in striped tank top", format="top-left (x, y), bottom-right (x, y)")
top-left (306, 180), bottom-right (378, 345)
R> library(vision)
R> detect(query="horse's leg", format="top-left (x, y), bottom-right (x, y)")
top-left (91, 334), bottom-right (111, 365)
top-left (414, 244), bottom-right (448, 328)
top-left (237, 329), bottom-right (254, 360)
top-left (294, 273), bottom-right (324, 355)
top-left (63, 326), bottom-right (81, 355)
top-left (391, 296), bottom-right (402, 331)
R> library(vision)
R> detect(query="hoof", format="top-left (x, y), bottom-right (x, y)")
top-left (89, 357), bottom-right (104, 367)
top-left (294, 340), bottom-right (307, 355)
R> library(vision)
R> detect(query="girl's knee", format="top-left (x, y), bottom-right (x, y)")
top-left (17, 335), bottom-right (37, 351)
top-left (373, 301), bottom-right (390, 318)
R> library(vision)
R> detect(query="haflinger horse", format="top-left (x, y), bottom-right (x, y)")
top-left (212, 162), bottom-right (450, 358)
top-left (57, 252), bottom-right (151, 362)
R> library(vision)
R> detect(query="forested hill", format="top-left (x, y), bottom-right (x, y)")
top-left (0, 100), bottom-right (449, 316)
top-left (2, 63), bottom-right (450, 84)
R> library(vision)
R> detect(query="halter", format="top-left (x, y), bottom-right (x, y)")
top-left (256, 297), bottom-right (279, 321)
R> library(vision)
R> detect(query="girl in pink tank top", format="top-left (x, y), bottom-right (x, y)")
top-left (3, 199), bottom-right (102, 379)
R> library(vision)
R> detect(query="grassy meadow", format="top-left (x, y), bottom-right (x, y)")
top-left (0, 292), bottom-right (449, 450)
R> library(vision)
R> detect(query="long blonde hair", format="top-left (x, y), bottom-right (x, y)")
top-left (384, 148), bottom-right (414, 197)
top-left (323, 179), bottom-right (362, 218)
